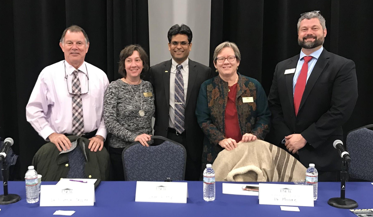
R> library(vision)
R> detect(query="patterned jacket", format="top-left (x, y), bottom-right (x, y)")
top-left (196, 74), bottom-right (271, 164)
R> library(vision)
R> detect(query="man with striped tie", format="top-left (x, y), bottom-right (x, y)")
top-left (150, 24), bottom-right (213, 180)
top-left (26, 25), bottom-right (109, 153)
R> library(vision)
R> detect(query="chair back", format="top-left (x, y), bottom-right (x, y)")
top-left (122, 136), bottom-right (186, 181)
top-left (346, 125), bottom-right (373, 181)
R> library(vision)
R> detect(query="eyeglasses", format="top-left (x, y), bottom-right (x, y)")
top-left (170, 41), bottom-right (189, 46)
top-left (216, 56), bottom-right (236, 63)
top-left (64, 61), bottom-right (89, 96)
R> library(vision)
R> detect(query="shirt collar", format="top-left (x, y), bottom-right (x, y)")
top-left (171, 58), bottom-right (189, 69)
top-left (299, 46), bottom-right (323, 61)
top-left (64, 61), bottom-right (88, 75)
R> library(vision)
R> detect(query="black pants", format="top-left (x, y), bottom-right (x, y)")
top-left (289, 148), bottom-right (339, 182)
top-left (167, 128), bottom-right (201, 181)
top-left (107, 146), bottom-right (125, 181)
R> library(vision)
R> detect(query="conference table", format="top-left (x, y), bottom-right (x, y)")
top-left (0, 181), bottom-right (371, 216)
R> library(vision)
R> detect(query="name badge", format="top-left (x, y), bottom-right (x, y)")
top-left (284, 68), bottom-right (296, 74)
top-left (242, 97), bottom-right (254, 103)
top-left (143, 92), bottom-right (153, 97)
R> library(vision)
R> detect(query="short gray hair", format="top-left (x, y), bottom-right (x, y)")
top-left (213, 41), bottom-right (241, 64)
top-left (60, 25), bottom-right (89, 44)
top-left (297, 11), bottom-right (326, 31)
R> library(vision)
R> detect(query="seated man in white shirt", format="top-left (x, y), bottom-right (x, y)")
top-left (26, 25), bottom-right (109, 152)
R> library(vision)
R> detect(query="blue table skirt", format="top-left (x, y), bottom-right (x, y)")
top-left (0, 181), bottom-right (368, 217)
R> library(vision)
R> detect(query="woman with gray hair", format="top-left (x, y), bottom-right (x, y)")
top-left (195, 41), bottom-right (270, 165)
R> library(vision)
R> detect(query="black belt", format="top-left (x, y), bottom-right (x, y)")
top-left (168, 128), bottom-right (185, 136)
top-left (65, 129), bottom-right (98, 139)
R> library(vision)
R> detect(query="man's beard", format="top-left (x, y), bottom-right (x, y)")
top-left (298, 35), bottom-right (324, 49)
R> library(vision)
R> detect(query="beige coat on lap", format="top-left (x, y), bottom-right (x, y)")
top-left (213, 140), bottom-right (306, 182)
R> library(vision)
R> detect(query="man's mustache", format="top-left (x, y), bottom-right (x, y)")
top-left (303, 35), bottom-right (317, 40)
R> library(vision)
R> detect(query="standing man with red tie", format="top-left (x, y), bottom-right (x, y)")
top-left (268, 11), bottom-right (358, 181)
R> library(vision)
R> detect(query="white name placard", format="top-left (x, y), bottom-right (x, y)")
top-left (40, 183), bottom-right (95, 206)
top-left (135, 181), bottom-right (188, 203)
top-left (259, 183), bottom-right (314, 207)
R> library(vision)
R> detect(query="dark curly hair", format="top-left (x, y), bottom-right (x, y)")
top-left (118, 44), bottom-right (149, 78)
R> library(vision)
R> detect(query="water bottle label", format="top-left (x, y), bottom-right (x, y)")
top-left (26, 178), bottom-right (38, 186)
top-left (203, 176), bottom-right (215, 184)
top-left (306, 175), bottom-right (318, 184)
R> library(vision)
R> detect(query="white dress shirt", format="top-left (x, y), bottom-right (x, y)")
top-left (169, 58), bottom-right (189, 128)
top-left (26, 60), bottom-right (109, 140)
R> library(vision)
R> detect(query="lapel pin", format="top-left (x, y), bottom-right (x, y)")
top-left (165, 70), bottom-right (169, 73)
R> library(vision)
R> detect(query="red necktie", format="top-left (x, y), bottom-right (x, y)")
top-left (294, 56), bottom-right (313, 116)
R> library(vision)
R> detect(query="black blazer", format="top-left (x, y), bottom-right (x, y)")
top-left (268, 49), bottom-right (358, 172)
top-left (149, 59), bottom-right (213, 162)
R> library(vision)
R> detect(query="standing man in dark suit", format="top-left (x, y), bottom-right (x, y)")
top-left (268, 11), bottom-right (358, 181)
top-left (150, 24), bottom-right (212, 180)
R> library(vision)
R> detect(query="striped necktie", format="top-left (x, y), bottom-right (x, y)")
top-left (71, 70), bottom-right (84, 135)
top-left (174, 65), bottom-right (185, 134)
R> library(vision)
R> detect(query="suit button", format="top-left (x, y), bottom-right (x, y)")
top-left (65, 164), bottom-right (69, 167)
top-left (88, 175), bottom-right (92, 178)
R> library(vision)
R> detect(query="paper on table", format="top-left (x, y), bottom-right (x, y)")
top-left (222, 183), bottom-right (259, 196)
top-left (281, 206), bottom-right (300, 212)
top-left (350, 208), bottom-right (373, 216)
top-left (53, 210), bottom-right (76, 216)
top-left (57, 178), bottom-right (97, 186)
top-left (56, 178), bottom-right (96, 203)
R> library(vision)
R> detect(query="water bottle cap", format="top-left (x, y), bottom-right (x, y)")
top-left (309, 163), bottom-right (315, 167)
top-left (28, 165), bottom-right (34, 170)
top-left (206, 164), bottom-right (212, 168)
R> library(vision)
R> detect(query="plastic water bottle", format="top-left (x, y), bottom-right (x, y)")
top-left (203, 164), bottom-right (215, 201)
top-left (306, 163), bottom-right (318, 201)
top-left (25, 165), bottom-right (39, 203)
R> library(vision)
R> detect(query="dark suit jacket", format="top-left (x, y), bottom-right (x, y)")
top-left (268, 49), bottom-right (358, 172)
top-left (149, 59), bottom-right (212, 162)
